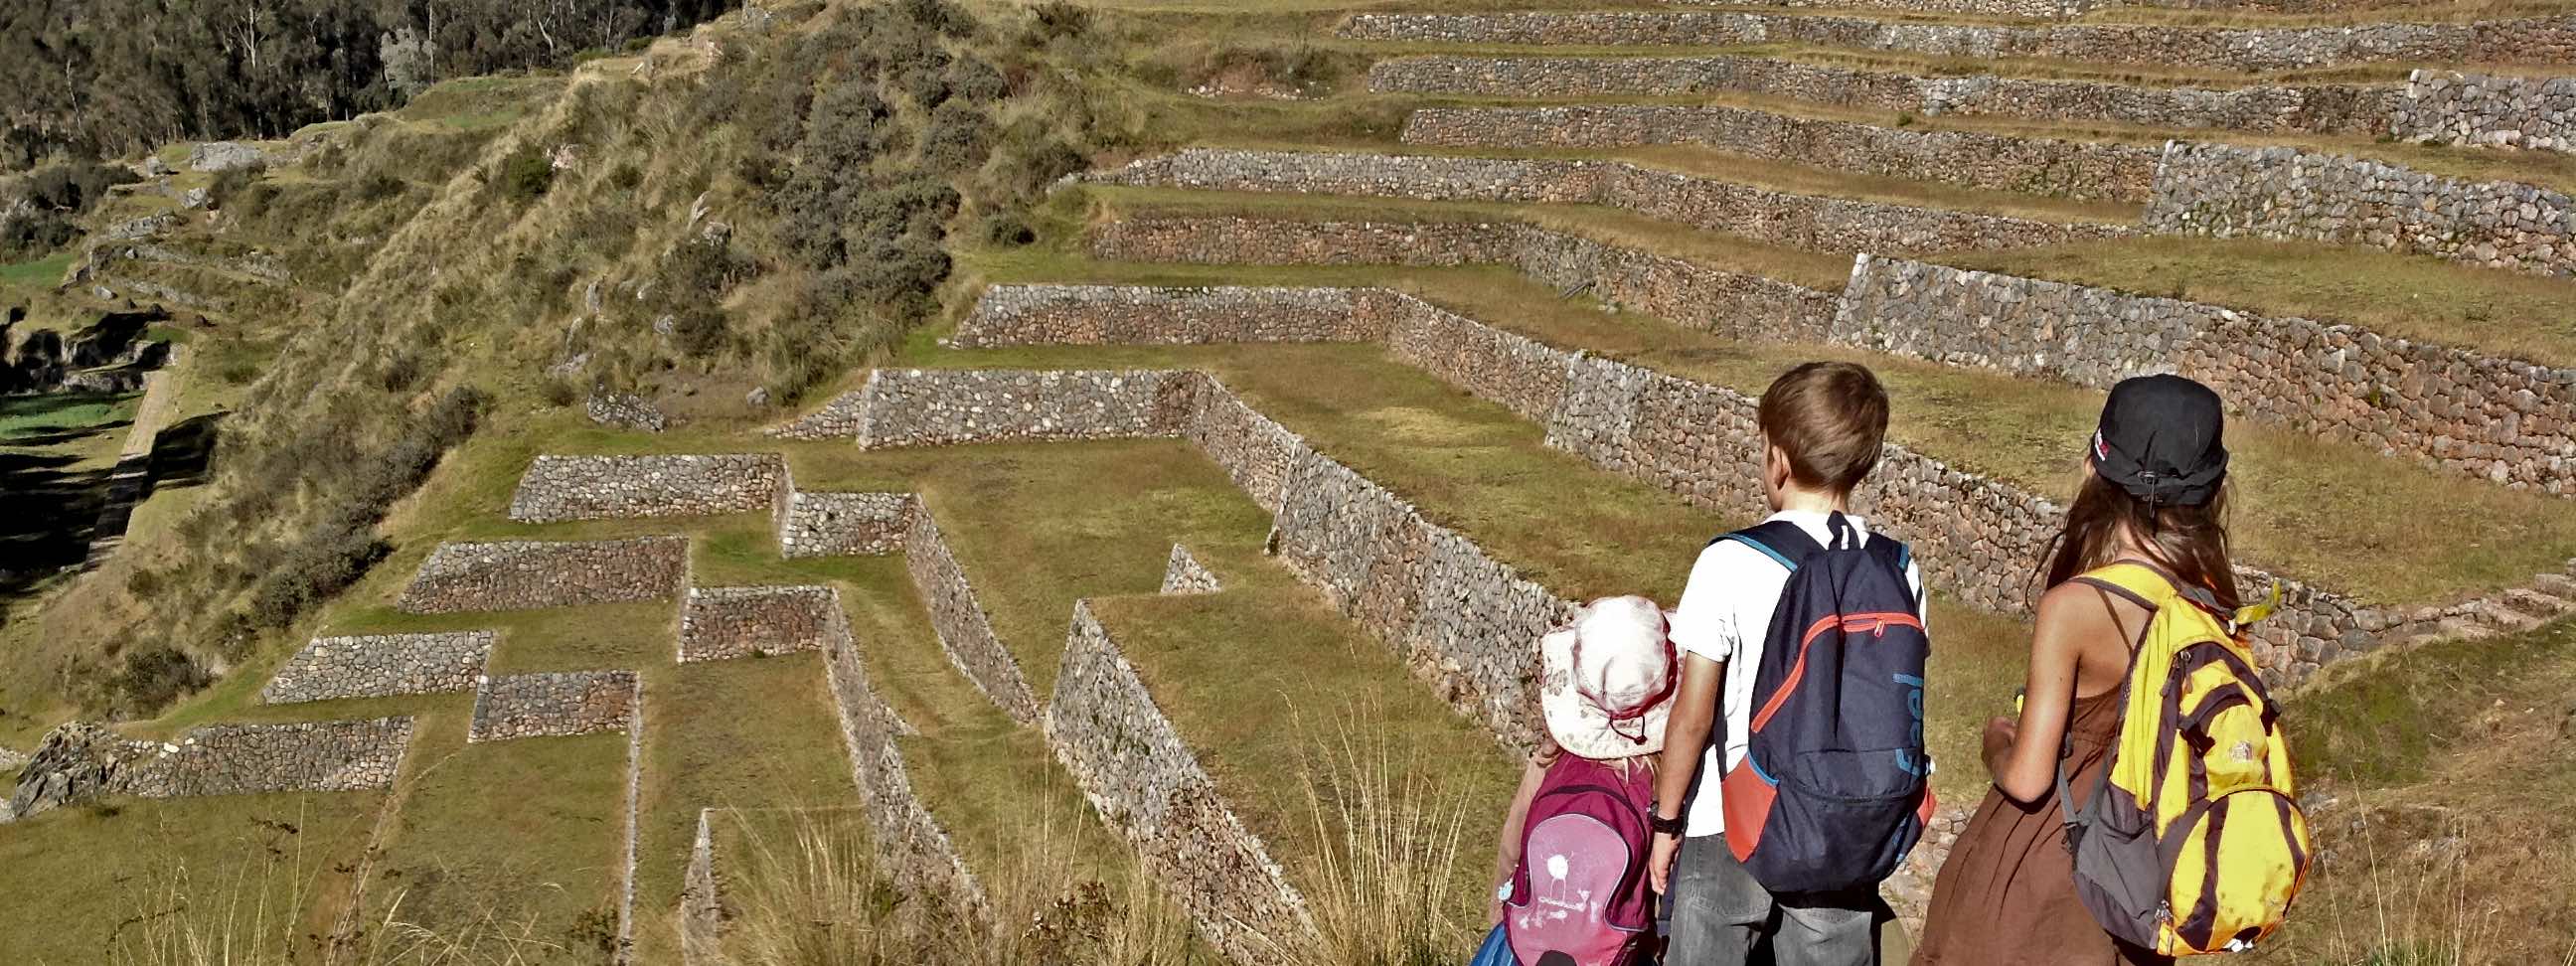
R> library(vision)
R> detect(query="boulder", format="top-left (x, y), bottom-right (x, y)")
top-left (6, 722), bottom-right (156, 821)
top-left (186, 141), bottom-right (266, 173)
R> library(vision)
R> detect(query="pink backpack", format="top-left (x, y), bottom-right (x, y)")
top-left (1504, 755), bottom-right (1657, 966)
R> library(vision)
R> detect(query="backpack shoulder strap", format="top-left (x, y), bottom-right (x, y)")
top-left (2068, 561), bottom-right (2178, 614)
top-left (1710, 519), bottom-right (1826, 572)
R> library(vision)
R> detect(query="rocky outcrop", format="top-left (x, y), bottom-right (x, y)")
top-left (1397, 105), bottom-right (2159, 204)
top-left (1098, 149), bottom-right (2130, 255)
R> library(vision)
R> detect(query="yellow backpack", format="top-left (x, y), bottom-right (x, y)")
top-left (2059, 562), bottom-right (2312, 956)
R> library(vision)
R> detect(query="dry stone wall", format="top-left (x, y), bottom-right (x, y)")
top-left (469, 670), bottom-right (641, 741)
top-left (901, 509), bottom-right (1041, 723)
top-left (1399, 105), bottom-right (2158, 203)
top-left (507, 454), bottom-right (787, 524)
top-left (820, 617), bottom-right (990, 916)
top-left (776, 491), bottom-right (915, 559)
top-left (1341, 12), bottom-right (2576, 74)
top-left (1368, 55), bottom-right (2397, 137)
top-left (1838, 255), bottom-right (2576, 492)
top-left (1044, 602), bottom-right (1315, 964)
top-left (396, 537), bottom-right (690, 613)
top-left (10, 719), bottom-right (415, 819)
top-left (955, 284), bottom-right (1381, 348)
top-left (851, 368), bottom-right (1193, 448)
top-left (1089, 215), bottom-right (1842, 343)
top-left (2145, 141), bottom-right (2576, 277)
top-left (262, 632), bottom-right (495, 705)
top-left (2392, 71), bottom-right (2576, 154)
top-left (767, 387), bottom-right (872, 440)
top-left (1097, 149), bottom-right (2130, 254)
top-left (679, 585), bottom-right (847, 662)
top-left (1676, 0), bottom-right (2096, 20)
top-left (1160, 545), bottom-right (1223, 594)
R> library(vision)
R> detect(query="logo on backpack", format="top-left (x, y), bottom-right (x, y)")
top-left (1507, 757), bottom-right (1657, 966)
top-left (1716, 512), bottom-right (1936, 893)
top-left (2059, 563), bottom-right (2311, 956)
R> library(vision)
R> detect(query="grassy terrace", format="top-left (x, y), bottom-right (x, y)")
top-left (962, 234), bottom-right (2576, 609)
top-left (0, 790), bottom-right (383, 965)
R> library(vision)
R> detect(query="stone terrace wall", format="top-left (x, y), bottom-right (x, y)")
top-left (396, 537), bottom-right (690, 613)
top-left (507, 454), bottom-right (787, 524)
top-left (469, 670), bottom-right (642, 741)
top-left (1368, 56), bottom-right (2397, 137)
top-left (955, 285), bottom-right (1382, 348)
top-left (2146, 141), bottom-right (2576, 277)
top-left (262, 632), bottom-right (494, 705)
top-left (2393, 71), bottom-right (2576, 154)
top-left (1342, 12), bottom-right (2576, 74)
top-left (820, 617), bottom-right (990, 915)
top-left (902, 509), bottom-right (1041, 723)
top-left (1161, 545), bottom-right (1222, 594)
top-left (1045, 602), bottom-right (1315, 965)
top-left (679, 585), bottom-right (847, 662)
top-left (1097, 149), bottom-right (2130, 255)
top-left (777, 490), bottom-right (915, 559)
top-left (768, 388), bottom-right (872, 440)
top-left (1399, 105), bottom-right (2158, 204)
top-left (1680, 0), bottom-right (2099, 20)
top-left (126, 719), bottom-right (414, 798)
top-left (1839, 255), bottom-right (2576, 492)
top-left (852, 369), bottom-right (1192, 448)
top-left (1089, 215), bottom-right (1842, 344)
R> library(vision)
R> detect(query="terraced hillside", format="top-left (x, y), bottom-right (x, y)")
top-left (7, 0), bottom-right (2576, 963)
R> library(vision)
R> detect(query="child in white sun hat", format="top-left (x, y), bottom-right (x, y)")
top-left (1475, 595), bottom-right (1676, 966)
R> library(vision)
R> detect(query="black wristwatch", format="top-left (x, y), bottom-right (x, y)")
top-left (1650, 811), bottom-right (1687, 836)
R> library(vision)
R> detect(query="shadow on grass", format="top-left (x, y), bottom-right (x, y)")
top-left (147, 410), bottom-right (223, 489)
top-left (0, 442), bottom-right (115, 610)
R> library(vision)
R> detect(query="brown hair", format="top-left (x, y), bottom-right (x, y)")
top-left (2039, 472), bottom-right (2240, 610)
top-left (1757, 362), bottom-right (1889, 494)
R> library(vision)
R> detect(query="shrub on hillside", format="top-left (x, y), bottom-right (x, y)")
top-left (207, 162), bottom-right (268, 210)
top-left (110, 644), bottom-right (209, 715)
top-left (495, 144), bottom-right (554, 205)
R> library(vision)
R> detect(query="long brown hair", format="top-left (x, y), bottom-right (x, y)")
top-left (2039, 469), bottom-right (2239, 610)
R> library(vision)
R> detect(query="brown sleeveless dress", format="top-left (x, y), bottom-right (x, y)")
top-left (1909, 687), bottom-right (2172, 966)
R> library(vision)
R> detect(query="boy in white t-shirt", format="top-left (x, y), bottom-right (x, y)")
top-left (1645, 362), bottom-right (1924, 966)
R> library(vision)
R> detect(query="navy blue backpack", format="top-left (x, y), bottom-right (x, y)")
top-left (1716, 512), bottom-right (1936, 894)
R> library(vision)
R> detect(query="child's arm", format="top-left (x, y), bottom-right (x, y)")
top-left (1489, 755), bottom-right (1548, 924)
top-left (1648, 652), bottom-right (1721, 893)
top-left (1984, 581), bottom-right (2094, 802)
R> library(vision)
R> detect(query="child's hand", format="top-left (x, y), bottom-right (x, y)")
top-left (1648, 832), bottom-right (1681, 894)
top-left (1982, 715), bottom-right (2018, 758)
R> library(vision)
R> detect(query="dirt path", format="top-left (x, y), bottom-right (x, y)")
top-left (80, 343), bottom-right (188, 567)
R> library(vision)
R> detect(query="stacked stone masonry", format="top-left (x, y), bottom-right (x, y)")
top-left (469, 671), bottom-right (642, 741)
top-left (899, 508), bottom-right (1043, 723)
top-left (679, 585), bottom-right (848, 662)
top-left (1097, 149), bottom-right (2131, 254)
top-left (776, 490), bottom-right (915, 559)
top-left (1368, 55), bottom-right (2398, 137)
top-left (1088, 215), bottom-right (1844, 343)
top-left (397, 537), bottom-right (690, 613)
top-left (2392, 71), bottom-right (2576, 154)
top-left (507, 454), bottom-right (787, 524)
top-left (852, 368), bottom-right (1194, 448)
top-left (819, 614), bottom-right (990, 916)
top-left (1045, 603), bottom-right (1316, 964)
top-left (1341, 12), bottom-right (2576, 73)
top-left (1838, 255), bottom-right (2576, 492)
top-left (2145, 141), bottom-right (2576, 277)
top-left (587, 393), bottom-right (667, 432)
top-left (11, 719), bottom-right (413, 818)
top-left (1160, 545), bottom-right (1223, 594)
top-left (262, 631), bottom-right (495, 705)
top-left (1677, 0), bottom-right (2097, 19)
top-left (1398, 105), bottom-right (2158, 203)
top-left (955, 284), bottom-right (1382, 348)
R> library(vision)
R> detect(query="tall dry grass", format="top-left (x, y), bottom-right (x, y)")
top-left (1292, 716), bottom-right (1478, 966)
top-left (2279, 792), bottom-right (2576, 966)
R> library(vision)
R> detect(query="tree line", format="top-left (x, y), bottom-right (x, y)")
top-left (0, 0), bottom-right (735, 169)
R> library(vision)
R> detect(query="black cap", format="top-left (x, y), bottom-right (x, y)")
top-left (2092, 375), bottom-right (2227, 507)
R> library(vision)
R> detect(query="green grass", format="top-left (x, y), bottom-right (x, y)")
top-left (2289, 618), bottom-right (2576, 788)
top-left (0, 790), bottom-right (383, 965)
top-left (0, 391), bottom-right (139, 449)
top-left (363, 710), bottom-right (629, 962)
top-left (0, 250), bottom-right (75, 295)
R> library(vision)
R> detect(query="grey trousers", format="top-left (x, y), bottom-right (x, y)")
top-left (1665, 833), bottom-right (1880, 966)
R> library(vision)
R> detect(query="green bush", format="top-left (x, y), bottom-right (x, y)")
top-left (208, 162), bottom-right (268, 210)
top-left (608, 162), bottom-right (644, 191)
top-left (920, 103), bottom-right (996, 173)
top-left (495, 144), bottom-right (555, 205)
top-left (111, 644), bottom-right (209, 714)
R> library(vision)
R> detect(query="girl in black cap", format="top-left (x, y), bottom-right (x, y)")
top-left (1911, 374), bottom-right (2230, 966)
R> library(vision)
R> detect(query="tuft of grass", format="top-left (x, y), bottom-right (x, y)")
top-left (1292, 719), bottom-right (1478, 966)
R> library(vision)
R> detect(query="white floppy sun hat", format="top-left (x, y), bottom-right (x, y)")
top-left (1538, 595), bottom-right (1678, 760)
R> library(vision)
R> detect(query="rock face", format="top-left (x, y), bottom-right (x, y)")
top-left (1341, 11), bottom-right (2576, 74)
top-left (1099, 149), bottom-right (2130, 255)
top-left (185, 141), bottom-right (266, 172)
top-left (262, 632), bottom-right (495, 705)
top-left (2145, 141), bottom-right (2576, 277)
top-left (1044, 603), bottom-right (1316, 964)
top-left (1397, 103), bottom-right (2159, 203)
top-left (396, 537), bottom-right (690, 613)
top-left (1369, 55), bottom-right (2397, 137)
top-left (469, 671), bottom-right (641, 741)
top-left (507, 453), bottom-right (788, 524)
top-left (8, 719), bottom-right (413, 820)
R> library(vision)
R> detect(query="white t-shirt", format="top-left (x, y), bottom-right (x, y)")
top-left (1668, 510), bottom-right (1925, 839)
